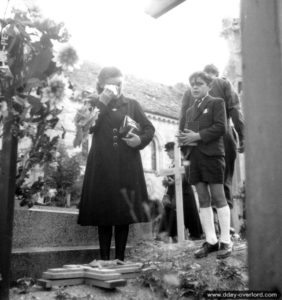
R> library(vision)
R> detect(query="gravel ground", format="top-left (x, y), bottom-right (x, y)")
top-left (10, 239), bottom-right (248, 300)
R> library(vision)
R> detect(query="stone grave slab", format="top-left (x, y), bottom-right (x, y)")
top-left (37, 260), bottom-right (142, 290)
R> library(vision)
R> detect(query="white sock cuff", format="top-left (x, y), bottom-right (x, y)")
top-left (199, 207), bottom-right (218, 245)
top-left (217, 205), bottom-right (231, 244)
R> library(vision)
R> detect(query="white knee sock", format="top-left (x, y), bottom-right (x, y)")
top-left (217, 205), bottom-right (231, 244)
top-left (199, 207), bottom-right (218, 245)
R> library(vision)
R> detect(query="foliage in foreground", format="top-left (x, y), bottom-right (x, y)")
top-left (132, 241), bottom-right (248, 299)
top-left (0, 3), bottom-right (85, 207)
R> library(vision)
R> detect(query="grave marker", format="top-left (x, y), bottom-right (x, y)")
top-left (157, 142), bottom-right (186, 242)
top-left (38, 261), bottom-right (142, 290)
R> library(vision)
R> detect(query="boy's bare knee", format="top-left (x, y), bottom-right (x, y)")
top-left (214, 198), bottom-right (227, 208)
top-left (198, 193), bottom-right (211, 207)
top-left (199, 200), bottom-right (211, 208)
top-left (210, 184), bottom-right (227, 207)
top-left (196, 183), bottom-right (211, 208)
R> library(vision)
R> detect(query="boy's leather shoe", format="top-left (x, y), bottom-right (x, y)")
top-left (194, 242), bottom-right (219, 259)
top-left (216, 242), bottom-right (233, 259)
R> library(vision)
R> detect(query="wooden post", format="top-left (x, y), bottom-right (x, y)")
top-left (157, 142), bottom-right (185, 242)
top-left (241, 0), bottom-right (282, 291)
top-left (173, 142), bottom-right (185, 242)
top-left (0, 113), bottom-right (18, 299)
top-left (66, 193), bottom-right (71, 208)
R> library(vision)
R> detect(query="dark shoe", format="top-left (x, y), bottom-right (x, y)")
top-left (217, 242), bottom-right (233, 259)
top-left (194, 242), bottom-right (219, 259)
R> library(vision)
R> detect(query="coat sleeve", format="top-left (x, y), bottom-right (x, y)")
top-left (199, 98), bottom-right (227, 143)
top-left (223, 79), bottom-right (245, 145)
top-left (179, 88), bottom-right (193, 131)
top-left (131, 100), bottom-right (155, 150)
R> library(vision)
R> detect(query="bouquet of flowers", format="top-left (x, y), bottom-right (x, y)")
top-left (73, 103), bottom-right (100, 147)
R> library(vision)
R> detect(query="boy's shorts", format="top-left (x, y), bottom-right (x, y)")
top-left (188, 149), bottom-right (225, 185)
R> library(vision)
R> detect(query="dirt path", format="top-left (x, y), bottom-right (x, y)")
top-left (10, 239), bottom-right (248, 300)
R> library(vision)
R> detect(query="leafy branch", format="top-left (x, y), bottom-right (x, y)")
top-left (0, 3), bottom-right (79, 205)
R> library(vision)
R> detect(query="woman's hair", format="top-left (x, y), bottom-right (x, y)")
top-left (189, 71), bottom-right (213, 85)
top-left (96, 66), bottom-right (123, 94)
top-left (97, 66), bottom-right (123, 84)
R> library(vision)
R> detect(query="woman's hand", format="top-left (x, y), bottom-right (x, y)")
top-left (99, 85), bottom-right (117, 106)
top-left (122, 132), bottom-right (141, 148)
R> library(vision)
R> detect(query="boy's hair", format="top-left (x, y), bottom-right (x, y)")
top-left (203, 64), bottom-right (219, 77)
top-left (189, 71), bottom-right (213, 86)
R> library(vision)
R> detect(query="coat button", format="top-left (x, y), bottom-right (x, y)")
top-left (113, 128), bottom-right (118, 134)
top-left (113, 135), bottom-right (118, 142)
top-left (113, 142), bottom-right (118, 148)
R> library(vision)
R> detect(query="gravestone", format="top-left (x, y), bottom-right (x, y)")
top-left (11, 206), bottom-right (152, 282)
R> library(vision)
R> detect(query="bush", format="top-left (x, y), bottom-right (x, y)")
top-left (44, 143), bottom-right (81, 207)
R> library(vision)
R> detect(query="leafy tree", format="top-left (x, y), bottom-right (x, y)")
top-left (0, 4), bottom-right (79, 203)
top-left (0, 3), bottom-right (80, 295)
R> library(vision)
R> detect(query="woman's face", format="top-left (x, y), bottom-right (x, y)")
top-left (100, 76), bottom-right (123, 98)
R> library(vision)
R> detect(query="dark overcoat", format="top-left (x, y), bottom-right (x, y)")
top-left (78, 95), bottom-right (155, 226)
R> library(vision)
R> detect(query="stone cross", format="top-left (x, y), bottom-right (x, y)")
top-left (157, 142), bottom-right (186, 242)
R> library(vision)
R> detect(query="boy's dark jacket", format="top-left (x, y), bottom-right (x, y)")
top-left (183, 95), bottom-right (227, 157)
top-left (179, 77), bottom-right (244, 146)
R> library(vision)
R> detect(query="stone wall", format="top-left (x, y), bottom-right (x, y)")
top-left (11, 207), bottom-right (152, 281)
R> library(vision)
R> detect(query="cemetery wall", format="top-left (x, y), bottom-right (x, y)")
top-left (11, 206), bottom-right (152, 281)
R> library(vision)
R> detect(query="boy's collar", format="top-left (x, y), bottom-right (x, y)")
top-left (195, 93), bottom-right (209, 106)
top-left (197, 93), bottom-right (209, 101)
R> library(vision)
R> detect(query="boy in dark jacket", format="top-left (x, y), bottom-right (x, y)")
top-left (179, 64), bottom-right (244, 209)
top-left (178, 71), bottom-right (232, 259)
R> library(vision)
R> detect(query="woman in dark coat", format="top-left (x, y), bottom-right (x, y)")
top-left (78, 66), bottom-right (155, 261)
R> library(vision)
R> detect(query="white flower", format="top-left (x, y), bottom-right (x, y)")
top-left (26, 124), bottom-right (37, 137)
top-left (52, 44), bottom-right (79, 70)
top-left (25, 26), bottom-right (42, 42)
top-left (91, 107), bottom-right (100, 123)
top-left (46, 114), bottom-right (53, 121)
top-left (47, 188), bottom-right (57, 197)
top-left (45, 129), bottom-right (58, 139)
top-left (0, 101), bottom-right (8, 118)
top-left (49, 162), bottom-right (59, 168)
top-left (41, 74), bottom-right (69, 106)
